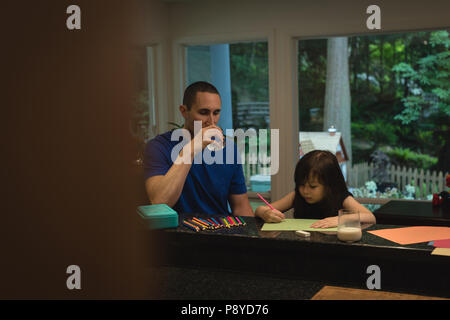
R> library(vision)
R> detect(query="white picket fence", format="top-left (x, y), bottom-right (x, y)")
top-left (348, 162), bottom-right (448, 199)
top-left (242, 157), bottom-right (448, 200)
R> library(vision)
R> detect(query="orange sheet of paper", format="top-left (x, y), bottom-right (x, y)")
top-left (368, 226), bottom-right (450, 245)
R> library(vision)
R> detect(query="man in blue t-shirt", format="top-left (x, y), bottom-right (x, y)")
top-left (144, 81), bottom-right (254, 216)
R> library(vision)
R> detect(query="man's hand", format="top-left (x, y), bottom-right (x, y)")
top-left (179, 124), bottom-right (224, 161)
top-left (198, 124), bottom-right (224, 152)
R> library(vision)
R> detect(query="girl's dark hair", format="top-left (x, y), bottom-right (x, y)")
top-left (293, 150), bottom-right (348, 217)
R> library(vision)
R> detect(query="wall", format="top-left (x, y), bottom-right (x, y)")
top-left (169, 0), bottom-right (450, 37)
top-left (133, 0), bottom-right (173, 135)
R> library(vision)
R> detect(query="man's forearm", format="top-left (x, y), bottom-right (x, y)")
top-left (147, 148), bottom-right (194, 207)
top-left (229, 193), bottom-right (255, 217)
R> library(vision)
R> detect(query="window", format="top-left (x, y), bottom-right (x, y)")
top-left (131, 46), bottom-right (158, 166)
top-left (298, 30), bottom-right (449, 206)
top-left (186, 41), bottom-right (270, 203)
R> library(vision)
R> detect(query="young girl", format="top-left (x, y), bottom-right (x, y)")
top-left (255, 150), bottom-right (376, 228)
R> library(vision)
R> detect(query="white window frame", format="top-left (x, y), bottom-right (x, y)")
top-left (172, 31), bottom-right (299, 207)
top-left (295, 28), bottom-right (448, 203)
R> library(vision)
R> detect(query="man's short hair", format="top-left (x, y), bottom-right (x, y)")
top-left (183, 81), bottom-right (220, 110)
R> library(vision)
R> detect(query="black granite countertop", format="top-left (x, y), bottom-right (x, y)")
top-left (167, 213), bottom-right (436, 251)
top-left (374, 200), bottom-right (450, 226)
top-left (151, 213), bottom-right (449, 298)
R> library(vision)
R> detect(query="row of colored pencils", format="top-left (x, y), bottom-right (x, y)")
top-left (182, 216), bottom-right (246, 232)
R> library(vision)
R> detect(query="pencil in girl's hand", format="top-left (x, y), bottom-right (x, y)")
top-left (257, 193), bottom-right (276, 211)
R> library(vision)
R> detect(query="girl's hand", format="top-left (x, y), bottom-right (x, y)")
top-left (310, 216), bottom-right (338, 228)
top-left (259, 206), bottom-right (285, 223)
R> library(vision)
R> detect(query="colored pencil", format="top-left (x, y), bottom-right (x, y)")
top-left (257, 193), bottom-right (275, 211)
top-left (192, 217), bottom-right (210, 229)
top-left (226, 216), bottom-right (235, 226)
top-left (189, 219), bottom-right (207, 230)
top-left (207, 218), bottom-right (219, 228)
top-left (222, 217), bottom-right (230, 228)
top-left (183, 220), bottom-right (199, 232)
top-left (182, 221), bottom-right (197, 232)
top-left (185, 220), bottom-right (200, 229)
top-left (231, 216), bottom-right (241, 226)
top-left (237, 216), bottom-right (246, 226)
top-left (189, 219), bottom-right (206, 230)
top-left (215, 217), bottom-right (226, 228)
top-left (198, 217), bottom-right (215, 228)
top-left (211, 217), bottom-right (221, 227)
top-left (217, 217), bottom-right (227, 228)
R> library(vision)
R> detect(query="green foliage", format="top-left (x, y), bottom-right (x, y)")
top-left (298, 39), bottom-right (327, 131)
top-left (230, 42), bottom-right (269, 130)
top-left (168, 122), bottom-right (183, 129)
top-left (392, 62), bottom-right (415, 78)
top-left (229, 30), bottom-right (449, 171)
top-left (392, 30), bottom-right (450, 124)
top-left (230, 42), bottom-right (269, 103)
top-left (352, 120), bottom-right (398, 146)
top-left (382, 147), bottom-right (438, 170)
top-left (346, 30), bottom-right (448, 171)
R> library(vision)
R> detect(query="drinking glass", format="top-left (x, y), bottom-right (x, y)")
top-left (337, 209), bottom-right (362, 243)
top-left (206, 127), bottom-right (226, 151)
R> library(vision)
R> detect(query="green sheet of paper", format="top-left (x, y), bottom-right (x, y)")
top-left (261, 219), bottom-right (338, 232)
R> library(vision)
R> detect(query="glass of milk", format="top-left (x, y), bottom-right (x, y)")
top-left (337, 209), bottom-right (362, 243)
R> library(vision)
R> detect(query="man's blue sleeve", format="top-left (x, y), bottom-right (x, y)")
top-left (143, 139), bottom-right (171, 181)
top-left (229, 163), bottom-right (248, 195)
top-left (229, 144), bottom-right (247, 195)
